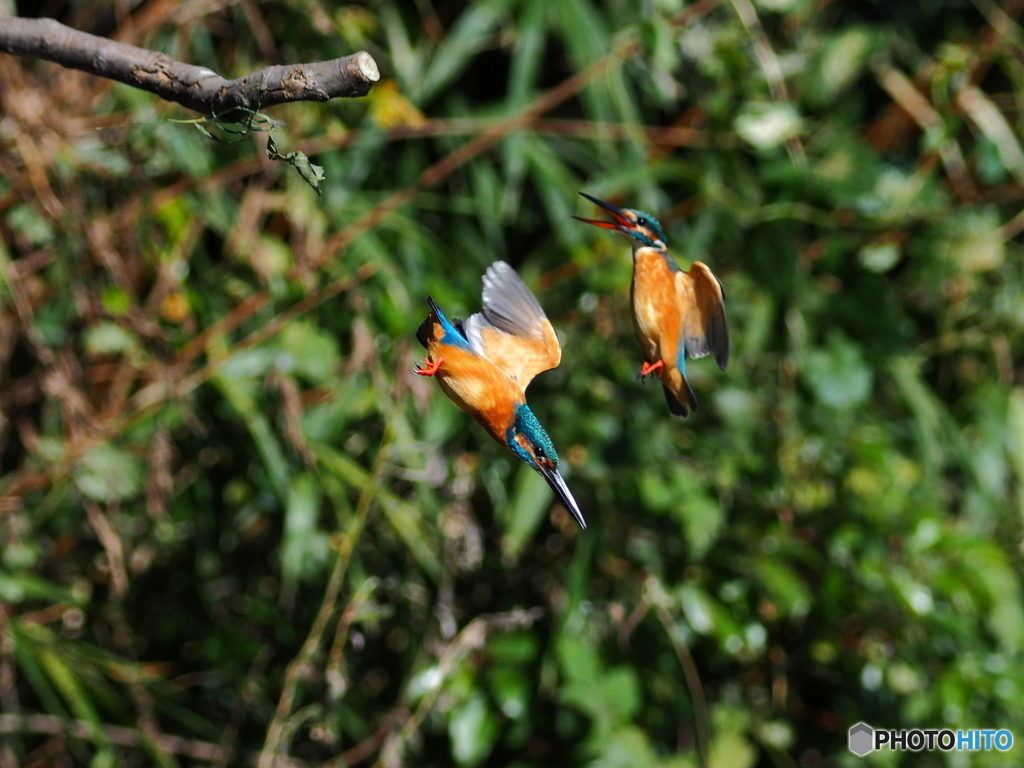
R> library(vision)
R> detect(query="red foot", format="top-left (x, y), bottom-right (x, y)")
top-left (639, 360), bottom-right (664, 379)
top-left (414, 356), bottom-right (444, 376)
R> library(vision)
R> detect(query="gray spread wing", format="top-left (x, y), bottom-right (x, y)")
top-left (463, 261), bottom-right (561, 386)
top-left (462, 312), bottom-right (491, 357)
top-left (480, 261), bottom-right (549, 341)
top-left (677, 262), bottom-right (729, 370)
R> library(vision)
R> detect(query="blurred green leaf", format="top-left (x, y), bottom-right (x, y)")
top-left (1008, 388), bottom-right (1024, 522)
top-left (279, 320), bottom-right (342, 385)
top-left (734, 103), bottom-right (803, 150)
top-left (214, 372), bottom-right (290, 500)
top-left (708, 705), bottom-right (756, 768)
top-left (501, 464), bottom-right (553, 557)
top-left (639, 466), bottom-right (724, 559)
top-left (858, 241), bottom-right (900, 273)
top-left (315, 444), bottom-right (442, 579)
top-left (83, 321), bottom-right (138, 357)
top-left (421, 2), bottom-right (504, 103)
top-left (960, 542), bottom-right (1024, 653)
top-left (0, 573), bottom-right (82, 605)
top-left (559, 633), bottom-right (641, 743)
top-left (38, 645), bottom-right (114, 760)
top-left (74, 444), bottom-right (144, 503)
top-left (754, 558), bottom-right (811, 619)
top-left (282, 473), bottom-right (330, 592)
top-left (800, 331), bottom-right (873, 409)
top-left (679, 584), bottom-right (716, 634)
top-left (449, 691), bottom-right (501, 766)
top-left (939, 207), bottom-right (1005, 273)
top-left (267, 135), bottom-right (327, 196)
top-left (8, 203), bottom-right (55, 246)
top-left (803, 26), bottom-right (877, 106)
top-left (489, 666), bottom-right (530, 719)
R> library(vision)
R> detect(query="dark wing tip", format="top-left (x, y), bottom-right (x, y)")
top-left (715, 346), bottom-right (729, 371)
top-left (712, 306), bottom-right (730, 370)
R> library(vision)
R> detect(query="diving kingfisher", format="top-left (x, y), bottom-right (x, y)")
top-left (415, 261), bottom-right (586, 528)
top-left (575, 192), bottom-right (728, 417)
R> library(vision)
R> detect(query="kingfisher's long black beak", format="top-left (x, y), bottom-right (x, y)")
top-left (573, 191), bottom-right (631, 233)
top-left (537, 463), bottom-right (587, 529)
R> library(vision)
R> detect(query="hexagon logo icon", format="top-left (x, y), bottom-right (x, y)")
top-left (849, 722), bottom-right (874, 756)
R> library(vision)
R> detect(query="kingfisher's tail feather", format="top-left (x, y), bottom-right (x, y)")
top-left (663, 384), bottom-right (686, 416)
top-left (416, 296), bottom-right (440, 349)
top-left (420, 296), bottom-right (473, 352)
top-left (662, 367), bottom-right (698, 418)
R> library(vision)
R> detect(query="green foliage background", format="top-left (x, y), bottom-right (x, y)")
top-left (2, 0), bottom-right (1024, 765)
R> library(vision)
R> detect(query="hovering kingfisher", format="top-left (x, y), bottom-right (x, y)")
top-left (415, 261), bottom-right (585, 528)
top-left (575, 192), bottom-right (728, 417)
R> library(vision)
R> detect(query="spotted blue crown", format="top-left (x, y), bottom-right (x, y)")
top-left (506, 403), bottom-right (558, 470)
top-left (624, 209), bottom-right (667, 249)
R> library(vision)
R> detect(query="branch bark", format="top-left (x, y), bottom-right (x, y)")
top-left (0, 17), bottom-right (379, 116)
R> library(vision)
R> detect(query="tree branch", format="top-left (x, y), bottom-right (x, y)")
top-left (0, 17), bottom-right (379, 116)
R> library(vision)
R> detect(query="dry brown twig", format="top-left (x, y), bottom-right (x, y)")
top-left (0, 17), bottom-right (379, 117)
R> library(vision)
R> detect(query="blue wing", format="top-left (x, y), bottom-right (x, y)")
top-left (418, 296), bottom-right (474, 352)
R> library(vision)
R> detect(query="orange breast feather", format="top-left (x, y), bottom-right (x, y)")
top-left (431, 342), bottom-right (520, 442)
top-left (631, 249), bottom-right (683, 365)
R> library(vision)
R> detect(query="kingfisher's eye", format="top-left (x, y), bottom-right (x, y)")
top-left (636, 217), bottom-right (647, 228)
top-left (535, 445), bottom-right (546, 459)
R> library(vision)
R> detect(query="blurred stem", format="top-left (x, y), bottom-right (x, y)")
top-left (257, 426), bottom-right (395, 768)
top-left (873, 62), bottom-right (979, 203)
top-left (213, 644), bottom-right (274, 768)
top-left (653, 601), bottom-right (710, 767)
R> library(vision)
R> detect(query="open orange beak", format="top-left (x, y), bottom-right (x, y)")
top-left (573, 191), bottom-right (631, 232)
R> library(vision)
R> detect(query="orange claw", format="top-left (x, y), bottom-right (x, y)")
top-left (414, 356), bottom-right (444, 376)
top-left (639, 360), bottom-right (664, 378)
